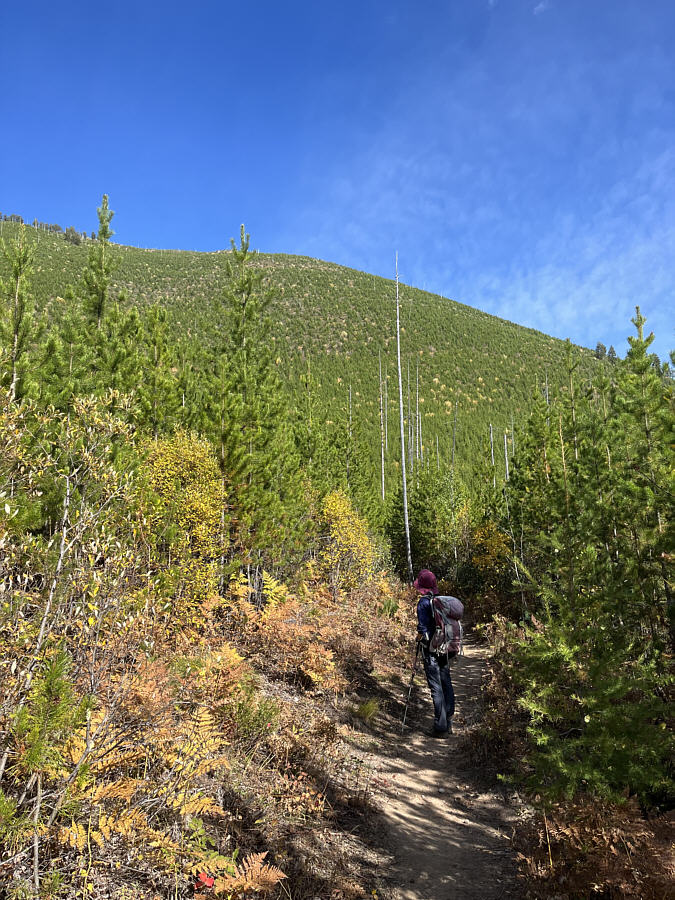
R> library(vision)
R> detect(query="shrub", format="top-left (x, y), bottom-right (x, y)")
top-left (140, 430), bottom-right (225, 615)
top-left (320, 489), bottom-right (376, 596)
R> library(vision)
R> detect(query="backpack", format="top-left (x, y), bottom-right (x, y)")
top-left (429, 595), bottom-right (464, 658)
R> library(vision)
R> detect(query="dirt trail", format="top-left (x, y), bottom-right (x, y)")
top-left (368, 639), bottom-right (521, 900)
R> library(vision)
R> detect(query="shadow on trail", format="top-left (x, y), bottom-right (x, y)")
top-left (243, 637), bottom-right (521, 899)
top-left (354, 635), bottom-right (489, 751)
top-left (357, 638), bottom-right (522, 900)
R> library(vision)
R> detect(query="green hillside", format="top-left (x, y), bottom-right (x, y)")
top-left (1, 218), bottom-right (671, 900)
top-left (0, 220), bottom-right (597, 484)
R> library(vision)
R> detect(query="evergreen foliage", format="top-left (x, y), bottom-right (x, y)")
top-left (82, 194), bottom-right (114, 330)
top-left (502, 309), bottom-right (673, 806)
top-left (0, 197), bottom-right (672, 896)
top-left (135, 303), bottom-right (180, 436)
top-left (204, 225), bottom-right (307, 580)
top-left (0, 216), bottom-right (600, 494)
top-left (0, 225), bottom-right (38, 402)
top-left (385, 468), bottom-right (475, 582)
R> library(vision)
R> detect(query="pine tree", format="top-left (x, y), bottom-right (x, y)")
top-left (36, 197), bottom-right (122, 408)
top-left (135, 304), bottom-right (180, 437)
top-left (504, 310), bottom-right (673, 805)
top-left (614, 307), bottom-right (673, 646)
top-left (38, 290), bottom-right (88, 409)
top-left (71, 198), bottom-right (141, 405)
top-left (89, 291), bottom-right (143, 401)
top-left (0, 225), bottom-right (38, 402)
top-left (82, 194), bottom-right (115, 330)
top-left (346, 418), bottom-right (382, 530)
top-left (207, 226), bottom-right (307, 579)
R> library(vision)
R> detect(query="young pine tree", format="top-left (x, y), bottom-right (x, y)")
top-left (82, 194), bottom-right (115, 330)
top-left (89, 290), bottom-right (143, 401)
top-left (505, 311), bottom-right (673, 806)
top-left (0, 225), bottom-right (39, 402)
top-left (613, 307), bottom-right (673, 648)
top-left (36, 289), bottom-right (88, 409)
top-left (77, 198), bottom-right (141, 403)
top-left (208, 226), bottom-right (307, 578)
top-left (135, 303), bottom-right (180, 437)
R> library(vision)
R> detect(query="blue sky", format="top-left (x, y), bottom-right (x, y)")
top-left (2, 0), bottom-right (673, 360)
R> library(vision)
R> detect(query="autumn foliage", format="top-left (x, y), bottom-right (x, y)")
top-left (0, 207), bottom-right (672, 900)
top-left (320, 489), bottom-right (377, 595)
top-left (0, 389), bottom-right (408, 898)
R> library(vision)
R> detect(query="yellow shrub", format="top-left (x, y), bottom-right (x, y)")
top-left (319, 490), bottom-right (376, 595)
top-left (141, 431), bottom-right (224, 611)
top-left (471, 521), bottom-right (510, 576)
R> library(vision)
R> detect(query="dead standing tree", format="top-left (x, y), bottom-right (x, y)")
top-left (379, 351), bottom-right (385, 500)
top-left (395, 254), bottom-right (413, 583)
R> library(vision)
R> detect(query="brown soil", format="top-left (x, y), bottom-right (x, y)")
top-left (366, 639), bottom-right (522, 900)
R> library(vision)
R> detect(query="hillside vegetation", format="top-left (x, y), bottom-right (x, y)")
top-left (0, 217), bottom-right (598, 490)
top-left (0, 203), bottom-right (671, 900)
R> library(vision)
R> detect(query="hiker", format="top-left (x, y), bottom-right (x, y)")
top-left (415, 568), bottom-right (455, 736)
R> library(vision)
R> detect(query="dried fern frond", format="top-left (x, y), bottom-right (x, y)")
top-left (260, 571), bottom-right (289, 621)
top-left (94, 747), bottom-right (146, 773)
top-left (190, 852), bottom-right (238, 875)
top-left (91, 777), bottom-right (142, 803)
top-left (102, 808), bottom-right (148, 838)
top-left (56, 822), bottom-right (88, 851)
top-left (171, 792), bottom-right (225, 818)
top-left (214, 851), bottom-right (286, 895)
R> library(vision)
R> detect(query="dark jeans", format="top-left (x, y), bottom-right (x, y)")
top-left (422, 649), bottom-right (455, 733)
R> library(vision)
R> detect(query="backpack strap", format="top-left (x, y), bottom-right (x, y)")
top-left (426, 591), bottom-right (437, 633)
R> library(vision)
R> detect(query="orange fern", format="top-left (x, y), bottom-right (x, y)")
top-left (214, 851), bottom-right (286, 896)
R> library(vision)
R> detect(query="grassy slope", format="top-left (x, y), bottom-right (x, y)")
top-left (3, 223), bottom-right (599, 476)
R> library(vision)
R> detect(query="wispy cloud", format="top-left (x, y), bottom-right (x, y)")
top-left (275, 2), bottom-right (675, 361)
top-left (533, 1), bottom-right (552, 15)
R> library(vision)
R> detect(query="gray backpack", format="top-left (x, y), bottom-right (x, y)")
top-left (429, 595), bottom-right (464, 657)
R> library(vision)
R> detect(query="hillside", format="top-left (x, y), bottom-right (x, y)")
top-left (0, 216), bottom-right (671, 900)
top-left (0, 221), bottom-right (598, 483)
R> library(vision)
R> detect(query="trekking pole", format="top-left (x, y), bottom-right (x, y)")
top-left (401, 640), bottom-right (422, 731)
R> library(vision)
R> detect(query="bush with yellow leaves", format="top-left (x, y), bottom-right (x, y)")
top-left (467, 520), bottom-right (520, 619)
top-left (140, 430), bottom-right (225, 614)
top-left (319, 490), bottom-right (377, 596)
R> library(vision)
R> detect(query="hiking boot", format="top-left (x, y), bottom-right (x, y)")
top-left (447, 719), bottom-right (453, 734)
top-left (428, 728), bottom-right (449, 738)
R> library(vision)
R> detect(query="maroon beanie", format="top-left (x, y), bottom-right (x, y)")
top-left (413, 569), bottom-right (438, 595)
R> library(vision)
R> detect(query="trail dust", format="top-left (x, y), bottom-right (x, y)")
top-left (368, 638), bottom-right (521, 900)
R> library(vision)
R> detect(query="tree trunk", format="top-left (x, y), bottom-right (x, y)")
top-left (395, 254), bottom-right (413, 583)
top-left (379, 352), bottom-right (385, 500)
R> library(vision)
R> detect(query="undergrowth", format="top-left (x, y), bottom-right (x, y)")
top-left (476, 616), bottom-right (675, 899)
top-left (1, 554), bottom-right (412, 899)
